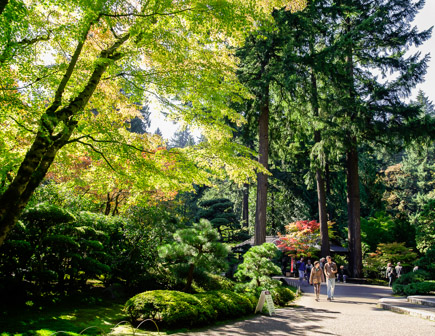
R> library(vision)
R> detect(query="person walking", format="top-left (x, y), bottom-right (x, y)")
top-left (324, 256), bottom-right (337, 301)
top-left (395, 262), bottom-right (403, 278)
top-left (309, 260), bottom-right (325, 301)
top-left (297, 257), bottom-right (306, 285)
top-left (386, 262), bottom-right (395, 287)
top-left (319, 257), bottom-right (326, 270)
top-left (306, 260), bottom-right (313, 285)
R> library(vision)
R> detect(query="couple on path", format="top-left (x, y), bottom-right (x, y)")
top-left (309, 256), bottom-right (337, 301)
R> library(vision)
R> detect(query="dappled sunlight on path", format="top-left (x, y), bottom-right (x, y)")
top-left (174, 282), bottom-right (435, 336)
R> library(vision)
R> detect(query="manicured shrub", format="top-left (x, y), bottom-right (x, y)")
top-left (124, 290), bottom-right (210, 327)
top-left (394, 269), bottom-right (431, 286)
top-left (193, 272), bottom-right (236, 292)
top-left (392, 284), bottom-right (405, 295)
top-left (196, 290), bottom-right (253, 319)
top-left (392, 270), bottom-right (432, 295)
top-left (270, 286), bottom-right (296, 306)
top-left (124, 289), bottom-right (254, 329)
top-left (234, 243), bottom-right (281, 288)
top-left (394, 281), bottom-right (435, 296)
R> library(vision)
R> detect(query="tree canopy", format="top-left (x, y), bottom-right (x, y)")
top-left (0, 0), bottom-right (307, 245)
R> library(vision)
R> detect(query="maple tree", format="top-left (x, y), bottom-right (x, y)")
top-left (277, 219), bottom-right (335, 258)
top-left (0, 0), bottom-right (307, 246)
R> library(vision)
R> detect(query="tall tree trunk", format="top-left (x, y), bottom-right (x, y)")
top-left (242, 183), bottom-right (249, 227)
top-left (0, 32), bottom-right (129, 246)
top-left (255, 85), bottom-right (270, 246)
top-left (325, 162), bottom-right (334, 220)
top-left (344, 14), bottom-right (362, 277)
top-left (0, 127), bottom-right (73, 246)
top-left (346, 138), bottom-right (362, 277)
top-left (105, 193), bottom-right (112, 215)
top-left (309, 61), bottom-right (330, 257)
top-left (316, 165), bottom-right (330, 257)
top-left (183, 263), bottom-right (195, 292)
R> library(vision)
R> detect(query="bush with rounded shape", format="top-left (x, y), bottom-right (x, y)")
top-left (195, 290), bottom-right (253, 319)
top-left (394, 281), bottom-right (435, 296)
top-left (125, 290), bottom-right (206, 327)
top-left (124, 289), bottom-right (254, 328)
top-left (270, 286), bottom-right (296, 306)
top-left (392, 270), bottom-right (432, 295)
top-left (394, 270), bottom-right (431, 286)
top-left (392, 284), bottom-right (405, 295)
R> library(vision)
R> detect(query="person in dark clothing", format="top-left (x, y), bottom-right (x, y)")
top-left (297, 257), bottom-right (306, 284)
top-left (337, 265), bottom-right (348, 283)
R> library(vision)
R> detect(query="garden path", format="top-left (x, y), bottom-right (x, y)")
top-left (173, 282), bottom-right (435, 336)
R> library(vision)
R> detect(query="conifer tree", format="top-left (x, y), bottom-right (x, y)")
top-left (326, 0), bottom-right (432, 276)
top-left (168, 126), bottom-right (195, 149)
top-left (236, 31), bottom-right (280, 245)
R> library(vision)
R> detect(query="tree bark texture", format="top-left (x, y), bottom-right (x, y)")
top-left (254, 86), bottom-right (269, 246)
top-left (0, 33), bottom-right (129, 246)
top-left (242, 183), bottom-right (249, 227)
top-left (344, 15), bottom-right (362, 277)
top-left (183, 263), bottom-right (195, 292)
top-left (316, 166), bottom-right (330, 257)
top-left (310, 66), bottom-right (330, 257)
top-left (346, 137), bottom-right (362, 277)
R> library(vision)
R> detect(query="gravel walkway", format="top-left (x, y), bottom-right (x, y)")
top-left (173, 281), bottom-right (435, 336)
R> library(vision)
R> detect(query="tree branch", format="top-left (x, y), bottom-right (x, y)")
top-left (54, 32), bottom-right (130, 123)
top-left (76, 140), bottom-right (119, 173)
top-left (46, 19), bottom-right (97, 114)
top-left (8, 116), bottom-right (36, 134)
top-left (67, 134), bottom-right (153, 154)
top-left (0, 69), bottom-right (61, 91)
top-left (16, 33), bottom-right (51, 47)
top-left (101, 7), bottom-right (195, 19)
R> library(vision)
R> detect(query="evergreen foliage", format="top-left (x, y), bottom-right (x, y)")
top-left (198, 198), bottom-right (239, 242)
top-left (124, 289), bottom-right (254, 328)
top-left (168, 126), bottom-right (196, 148)
top-left (158, 220), bottom-right (229, 292)
top-left (234, 243), bottom-right (281, 288)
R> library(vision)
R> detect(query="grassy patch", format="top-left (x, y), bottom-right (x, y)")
top-left (0, 300), bottom-right (127, 336)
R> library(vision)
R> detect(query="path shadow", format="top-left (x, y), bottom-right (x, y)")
top-left (174, 305), bottom-right (342, 336)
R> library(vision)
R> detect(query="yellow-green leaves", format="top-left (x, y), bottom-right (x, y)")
top-left (0, 0), bottom-right (307, 209)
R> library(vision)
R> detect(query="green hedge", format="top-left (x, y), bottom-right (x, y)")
top-left (393, 281), bottom-right (435, 296)
top-left (394, 270), bottom-right (431, 286)
top-left (124, 289), bottom-right (254, 328)
top-left (392, 270), bottom-right (432, 295)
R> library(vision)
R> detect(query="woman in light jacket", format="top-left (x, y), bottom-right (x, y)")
top-left (309, 260), bottom-right (325, 301)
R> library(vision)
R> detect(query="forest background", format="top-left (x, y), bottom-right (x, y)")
top-left (1, 0), bottom-right (435, 333)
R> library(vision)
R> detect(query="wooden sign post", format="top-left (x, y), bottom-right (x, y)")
top-left (255, 290), bottom-right (276, 316)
